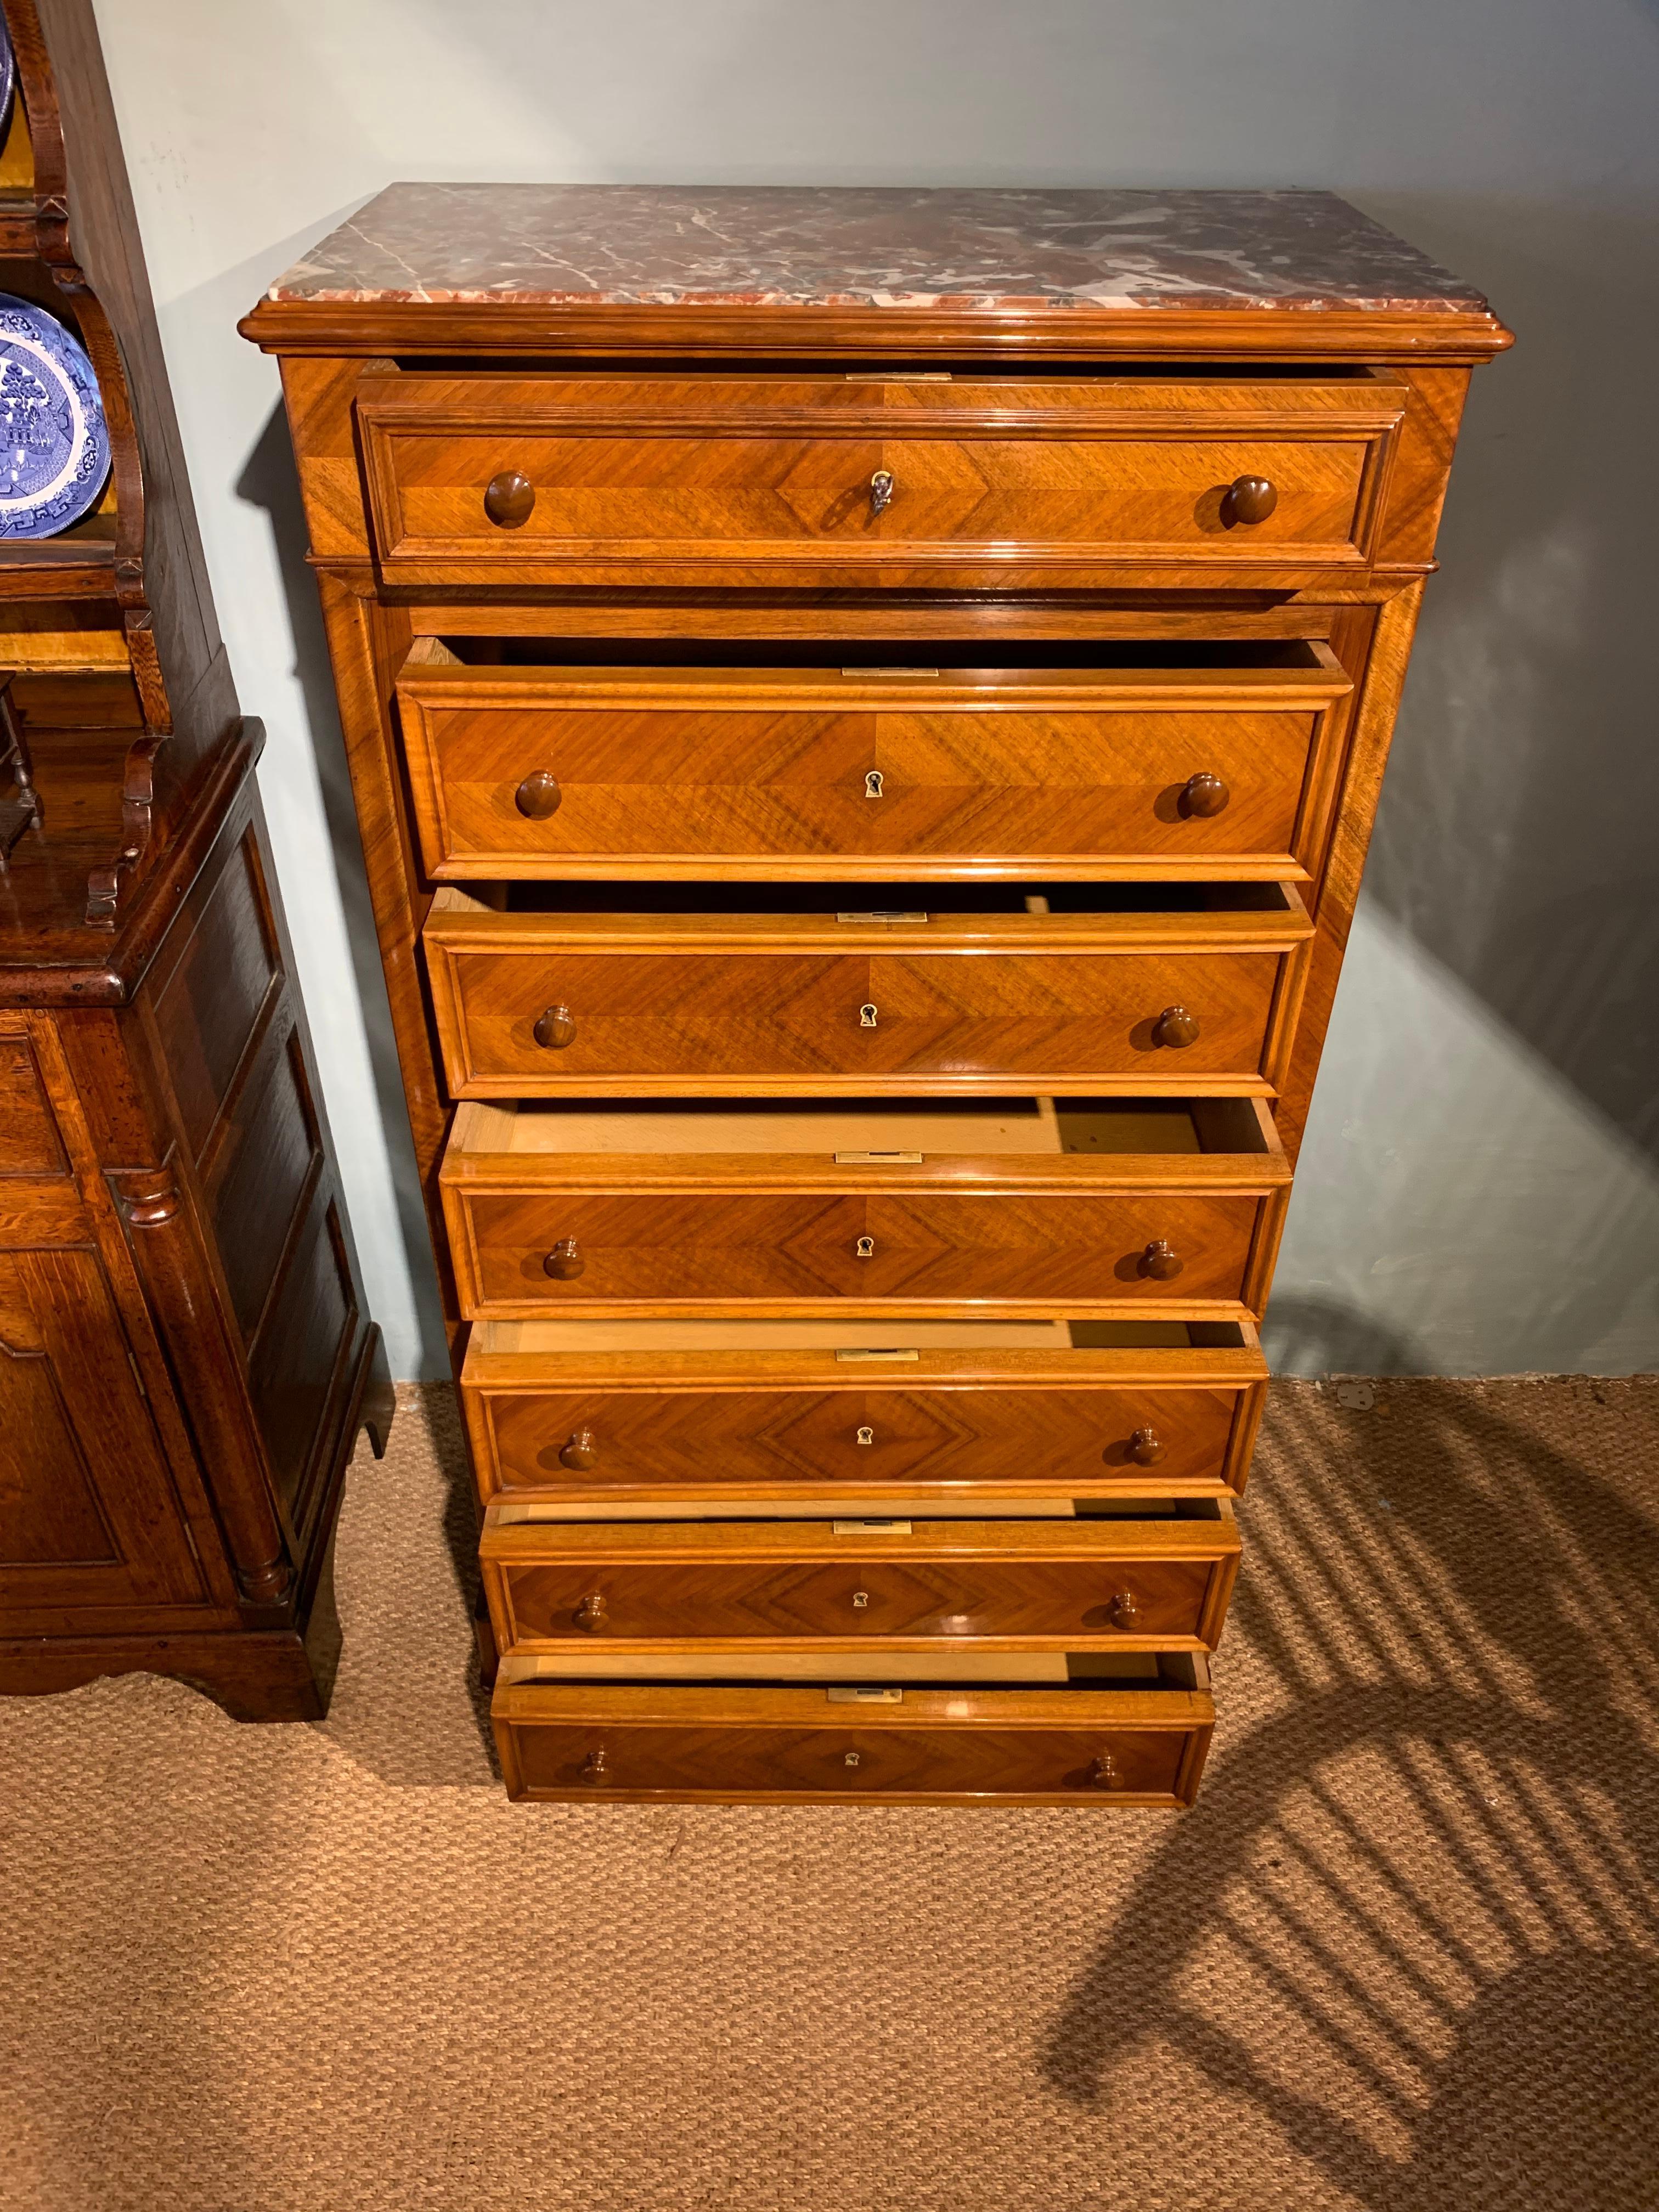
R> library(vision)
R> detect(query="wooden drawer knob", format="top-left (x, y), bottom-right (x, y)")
top-left (1138, 1239), bottom-right (1183, 1282)
top-left (869, 469), bottom-right (895, 516)
top-left (573, 1592), bottom-right (608, 1632)
top-left (1152, 1005), bottom-right (1200, 1050)
top-left (1181, 771), bottom-right (1230, 818)
top-left (514, 771), bottom-right (562, 820)
top-left (533, 1005), bottom-right (577, 1049)
top-left (484, 470), bottom-right (535, 528)
top-left (1126, 1426), bottom-right (1165, 1467)
top-left (1090, 1752), bottom-right (1120, 1788)
top-left (543, 1238), bottom-right (585, 1280)
top-left (1226, 473), bottom-right (1278, 525)
top-left (1108, 1589), bottom-right (1141, 1629)
top-left (559, 1427), bottom-right (599, 1471)
top-left (580, 1746), bottom-right (610, 1782)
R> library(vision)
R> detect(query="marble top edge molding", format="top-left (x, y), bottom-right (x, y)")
top-left (262, 184), bottom-right (1493, 316)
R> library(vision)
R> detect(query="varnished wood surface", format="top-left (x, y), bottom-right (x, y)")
top-left (442, 1096), bottom-right (1289, 1319)
top-left (423, 885), bottom-right (1313, 1099)
top-left (461, 1317), bottom-right (1268, 1503)
top-left (483, 1508), bottom-right (1237, 1655)
top-left (397, 640), bottom-right (1350, 881)
top-left (357, 372), bottom-right (1404, 588)
top-left (493, 1675), bottom-right (1214, 1805)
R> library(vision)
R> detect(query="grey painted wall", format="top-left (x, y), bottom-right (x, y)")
top-left (92, 0), bottom-right (1659, 1378)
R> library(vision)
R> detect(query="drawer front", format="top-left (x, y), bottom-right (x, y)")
top-left (427, 948), bottom-right (1293, 1096)
top-left (398, 675), bottom-right (1337, 881)
top-left (454, 1189), bottom-right (1263, 1317)
top-left (472, 1383), bottom-right (1249, 1497)
top-left (492, 1554), bottom-right (1220, 1647)
top-left (359, 376), bottom-right (1402, 584)
top-left (500, 1712), bottom-right (1203, 1805)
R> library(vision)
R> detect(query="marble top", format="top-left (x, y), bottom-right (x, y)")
top-left (264, 185), bottom-right (1489, 315)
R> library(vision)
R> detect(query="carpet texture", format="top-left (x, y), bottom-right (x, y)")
top-left (3, 1375), bottom-right (1656, 2212)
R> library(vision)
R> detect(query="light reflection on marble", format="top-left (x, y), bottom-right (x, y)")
top-left (266, 185), bottom-right (1489, 314)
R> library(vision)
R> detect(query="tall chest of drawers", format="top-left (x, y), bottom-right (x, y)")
top-left (244, 187), bottom-right (1508, 1804)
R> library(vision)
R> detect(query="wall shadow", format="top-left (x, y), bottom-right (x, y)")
top-left (1042, 1304), bottom-right (1659, 2203)
top-left (1350, 195), bottom-right (1659, 1172)
top-left (235, 403), bottom-right (448, 1373)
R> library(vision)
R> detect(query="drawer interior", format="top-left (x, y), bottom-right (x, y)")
top-left (430, 635), bottom-right (1338, 678)
top-left (496, 878), bottom-right (1303, 919)
top-left (473, 1316), bottom-right (1253, 1353)
top-left (448, 1093), bottom-right (1280, 1164)
top-left (496, 1649), bottom-right (1211, 1687)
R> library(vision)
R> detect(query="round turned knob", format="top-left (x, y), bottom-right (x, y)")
top-left (533, 1005), bottom-right (577, 1050)
top-left (1126, 1426), bottom-right (1165, 1468)
top-left (1138, 1239), bottom-right (1183, 1282)
top-left (1109, 1589), bottom-right (1141, 1629)
top-left (483, 469), bottom-right (536, 528)
top-left (1090, 1752), bottom-right (1120, 1788)
top-left (543, 1238), bottom-right (585, 1280)
top-left (1152, 1005), bottom-right (1200, 1051)
top-left (1181, 771), bottom-right (1231, 819)
top-left (1227, 473), bottom-right (1278, 526)
top-left (581, 1746), bottom-right (610, 1782)
top-left (559, 1427), bottom-right (600, 1471)
top-left (573, 1592), bottom-right (608, 1633)
top-left (514, 771), bottom-right (562, 820)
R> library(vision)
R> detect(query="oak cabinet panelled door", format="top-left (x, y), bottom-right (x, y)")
top-left (244, 183), bottom-right (1508, 1803)
top-left (0, 0), bottom-right (390, 1721)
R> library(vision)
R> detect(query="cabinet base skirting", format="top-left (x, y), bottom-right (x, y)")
top-left (0, 1326), bottom-right (393, 1724)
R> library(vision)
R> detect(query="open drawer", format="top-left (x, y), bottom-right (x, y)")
top-left (461, 1316), bottom-right (1268, 1506)
top-left (441, 1094), bottom-right (1291, 1323)
top-left (480, 1496), bottom-right (1239, 1656)
top-left (396, 637), bottom-right (1352, 883)
top-left (422, 881), bottom-right (1314, 1099)
top-left (492, 1651), bottom-right (1216, 1805)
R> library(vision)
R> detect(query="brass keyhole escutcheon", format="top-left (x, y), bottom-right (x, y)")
top-left (852, 1589), bottom-right (871, 1609)
top-left (856, 1235), bottom-right (876, 1259)
top-left (869, 469), bottom-right (895, 516)
top-left (856, 1425), bottom-right (876, 1446)
top-left (865, 769), bottom-right (884, 799)
top-left (860, 1003), bottom-right (879, 1028)
top-left (844, 1750), bottom-right (862, 1768)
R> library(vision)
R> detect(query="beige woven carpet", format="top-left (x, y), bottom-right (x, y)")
top-left (3, 1376), bottom-right (1657, 2212)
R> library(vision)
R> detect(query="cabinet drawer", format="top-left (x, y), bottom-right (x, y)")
top-left (493, 1668), bottom-right (1215, 1805)
top-left (422, 885), bottom-right (1313, 1099)
top-left (357, 373), bottom-right (1404, 588)
top-left (481, 1506), bottom-right (1239, 1654)
top-left (397, 641), bottom-right (1352, 882)
top-left (462, 1317), bottom-right (1268, 1504)
top-left (442, 1097), bottom-right (1289, 1321)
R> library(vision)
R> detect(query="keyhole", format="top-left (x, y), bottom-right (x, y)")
top-left (852, 1590), bottom-right (870, 1609)
top-left (856, 1425), bottom-right (875, 1446)
top-left (855, 1235), bottom-right (875, 1259)
top-left (860, 1003), bottom-right (878, 1028)
top-left (864, 769), bottom-right (884, 799)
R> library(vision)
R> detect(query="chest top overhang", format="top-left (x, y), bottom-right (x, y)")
top-left (239, 185), bottom-right (1511, 362)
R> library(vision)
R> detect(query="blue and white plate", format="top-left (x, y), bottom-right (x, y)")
top-left (0, 13), bottom-right (14, 142)
top-left (0, 291), bottom-right (111, 539)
